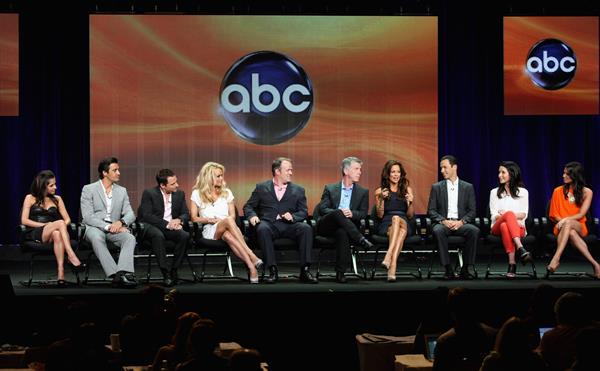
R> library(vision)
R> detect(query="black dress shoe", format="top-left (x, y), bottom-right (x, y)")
top-left (359, 238), bottom-right (374, 249)
top-left (459, 268), bottom-right (474, 280)
top-left (335, 271), bottom-right (347, 283)
top-left (112, 271), bottom-right (137, 288)
top-left (170, 269), bottom-right (179, 285)
top-left (443, 265), bottom-right (455, 280)
top-left (162, 272), bottom-right (174, 287)
top-left (300, 266), bottom-right (318, 284)
top-left (264, 266), bottom-right (279, 284)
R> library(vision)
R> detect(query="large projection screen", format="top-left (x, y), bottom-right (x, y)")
top-left (90, 15), bottom-right (438, 214)
top-left (0, 13), bottom-right (18, 116)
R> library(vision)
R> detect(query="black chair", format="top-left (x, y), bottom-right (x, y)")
top-left (367, 205), bottom-right (423, 279)
top-left (189, 207), bottom-right (247, 282)
top-left (310, 205), bottom-right (366, 279)
top-left (17, 223), bottom-right (81, 287)
top-left (426, 219), bottom-right (479, 279)
top-left (482, 208), bottom-right (539, 279)
top-left (134, 221), bottom-right (197, 283)
top-left (542, 202), bottom-right (599, 279)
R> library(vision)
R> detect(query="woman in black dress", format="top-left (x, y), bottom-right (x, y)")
top-left (374, 160), bottom-right (414, 282)
top-left (21, 170), bottom-right (84, 284)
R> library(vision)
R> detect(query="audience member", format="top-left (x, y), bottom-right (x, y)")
top-left (175, 319), bottom-right (227, 371)
top-left (152, 312), bottom-right (201, 371)
top-left (566, 326), bottom-right (600, 371)
top-left (229, 348), bottom-right (263, 371)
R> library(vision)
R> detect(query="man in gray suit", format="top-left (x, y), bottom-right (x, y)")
top-left (427, 155), bottom-right (479, 280)
top-left (81, 157), bottom-right (137, 287)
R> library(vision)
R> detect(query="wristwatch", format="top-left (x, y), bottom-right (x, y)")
top-left (119, 218), bottom-right (127, 227)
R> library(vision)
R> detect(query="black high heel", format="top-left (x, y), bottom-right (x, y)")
top-left (67, 261), bottom-right (87, 273)
top-left (507, 264), bottom-right (517, 279)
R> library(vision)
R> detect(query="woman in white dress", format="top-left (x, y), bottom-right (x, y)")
top-left (190, 162), bottom-right (262, 283)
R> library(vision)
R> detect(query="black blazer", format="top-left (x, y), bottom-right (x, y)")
top-left (427, 179), bottom-right (476, 225)
top-left (317, 182), bottom-right (368, 224)
top-left (138, 186), bottom-right (190, 231)
top-left (243, 180), bottom-right (308, 223)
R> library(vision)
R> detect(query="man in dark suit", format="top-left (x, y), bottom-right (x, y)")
top-left (316, 157), bottom-right (373, 283)
top-left (138, 169), bottom-right (190, 286)
top-left (427, 155), bottom-right (480, 279)
top-left (243, 157), bottom-right (318, 284)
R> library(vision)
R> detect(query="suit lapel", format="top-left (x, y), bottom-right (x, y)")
top-left (266, 181), bottom-right (278, 202)
top-left (280, 183), bottom-right (292, 202)
top-left (154, 187), bottom-right (165, 215)
top-left (441, 181), bottom-right (449, 215)
top-left (348, 183), bottom-right (359, 209)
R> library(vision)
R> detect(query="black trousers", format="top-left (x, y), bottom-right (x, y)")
top-left (255, 220), bottom-right (313, 268)
top-left (432, 223), bottom-right (479, 266)
top-left (143, 224), bottom-right (189, 271)
top-left (316, 209), bottom-right (364, 273)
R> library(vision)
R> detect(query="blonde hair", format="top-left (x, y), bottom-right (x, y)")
top-left (193, 162), bottom-right (229, 205)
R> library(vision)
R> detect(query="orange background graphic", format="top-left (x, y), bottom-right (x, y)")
top-left (90, 15), bottom-right (438, 214)
top-left (0, 14), bottom-right (19, 116)
top-left (504, 16), bottom-right (599, 115)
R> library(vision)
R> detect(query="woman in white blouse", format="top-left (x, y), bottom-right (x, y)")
top-left (489, 161), bottom-right (533, 278)
top-left (190, 162), bottom-right (262, 283)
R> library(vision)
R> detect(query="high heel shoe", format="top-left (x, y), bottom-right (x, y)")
top-left (381, 261), bottom-right (390, 270)
top-left (57, 279), bottom-right (67, 287)
top-left (517, 247), bottom-right (533, 265)
top-left (387, 275), bottom-right (396, 283)
top-left (254, 259), bottom-right (264, 270)
top-left (247, 268), bottom-right (259, 284)
top-left (67, 261), bottom-right (87, 273)
top-left (506, 264), bottom-right (517, 278)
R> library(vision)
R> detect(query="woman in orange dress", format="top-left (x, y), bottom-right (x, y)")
top-left (547, 162), bottom-right (600, 278)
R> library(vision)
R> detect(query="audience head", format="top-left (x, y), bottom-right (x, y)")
top-left (156, 168), bottom-right (178, 194)
top-left (439, 155), bottom-right (458, 180)
top-left (97, 157), bottom-right (120, 182)
top-left (494, 317), bottom-right (531, 358)
top-left (380, 160), bottom-right (409, 196)
top-left (554, 292), bottom-right (590, 327)
top-left (573, 326), bottom-right (600, 367)
top-left (271, 157), bottom-right (293, 184)
top-left (341, 156), bottom-right (363, 182)
top-left (29, 170), bottom-right (57, 205)
top-left (562, 161), bottom-right (586, 206)
top-left (497, 161), bottom-right (524, 198)
top-left (528, 284), bottom-right (558, 324)
top-left (229, 348), bottom-right (262, 371)
top-left (188, 318), bottom-right (219, 357)
top-left (137, 284), bottom-right (167, 316)
top-left (172, 312), bottom-right (201, 351)
top-left (447, 287), bottom-right (476, 325)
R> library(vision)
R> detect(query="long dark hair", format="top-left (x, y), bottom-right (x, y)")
top-left (380, 160), bottom-right (409, 198)
top-left (497, 161), bottom-right (524, 199)
top-left (29, 170), bottom-right (58, 207)
top-left (563, 162), bottom-right (585, 206)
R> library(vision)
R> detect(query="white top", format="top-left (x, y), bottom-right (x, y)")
top-left (489, 187), bottom-right (529, 228)
top-left (446, 178), bottom-right (459, 219)
top-left (190, 188), bottom-right (234, 239)
top-left (161, 189), bottom-right (172, 222)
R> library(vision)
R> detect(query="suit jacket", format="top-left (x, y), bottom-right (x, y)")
top-left (80, 180), bottom-right (135, 230)
top-left (317, 182), bottom-right (368, 224)
top-left (243, 180), bottom-right (308, 223)
top-left (427, 179), bottom-right (476, 225)
top-left (138, 186), bottom-right (190, 232)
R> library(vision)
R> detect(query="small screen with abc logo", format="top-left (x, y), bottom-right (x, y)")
top-left (504, 16), bottom-right (598, 115)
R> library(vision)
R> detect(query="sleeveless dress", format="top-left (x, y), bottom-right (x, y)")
top-left (190, 189), bottom-right (234, 239)
top-left (377, 192), bottom-right (412, 236)
top-left (24, 205), bottom-right (61, 242)
top-left (549, 186), bottom-right (588, 236)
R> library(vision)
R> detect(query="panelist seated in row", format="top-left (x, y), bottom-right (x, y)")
top-left (80, 157), bottom-right (137, 288)
top-left (138, 168), bottom-right (190, 287)
top-left (427, 155), bottom-right (479, 280)
top-left (190, 162), bottom-right (263, 284)
top-left (21, 170), bottom-right (85, 285)
top-left (316, 156), bottom-right (372, 283)
top-left (243, 157), bottom-right (318, 284)
top-left (489, 161), bottom-right (533, 278)
top-left (547, 161), bottom-right (600, 278)
top-left (374, 160), bottom-right (415, 282)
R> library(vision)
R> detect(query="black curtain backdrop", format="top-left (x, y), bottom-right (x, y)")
top-left (1, 1), bottom-right (599, 243)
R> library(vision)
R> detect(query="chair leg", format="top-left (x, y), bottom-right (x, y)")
top-left (351, 248), bottom-right (359, 276)
top-left (226, 255), bottom-right (234, 277)
top-left (186, 254), bottom-right (200, 282)
top-left (146, 253), bottom-right (153, 283)
top-left (200, 252), bottom-right (208, 282)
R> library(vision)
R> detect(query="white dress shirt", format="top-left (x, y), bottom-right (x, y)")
top-left (161, 189), bottom-right (172, 222)
top-left (489, 187), bottom-right (529, 229)
top-left (446, 178), bottom-right (459, 219)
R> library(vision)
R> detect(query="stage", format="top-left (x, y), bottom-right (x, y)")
top-left (2, 246), bottom-right (600, 371)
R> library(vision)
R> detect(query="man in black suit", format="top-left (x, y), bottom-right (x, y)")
top-left (427, 155), bottom-right (479, 279)
top-left (138, 169), bottom-right (190, 286)
top-left (243, 157), bottom-right (318, 284)
top-left (316, 157), bottom-right (373, 283)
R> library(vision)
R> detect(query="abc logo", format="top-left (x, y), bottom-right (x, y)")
top-left (219, 51), bottom-right (314, 145)
top-left (525, 38), bottom-right (576, 90)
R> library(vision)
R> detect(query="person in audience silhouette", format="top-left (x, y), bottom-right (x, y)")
top-left (566, 326), bottom-right (600, 371)
top-left (488, 161), bottom-right (533, 278)
top-left (152, 311), bottom-right (201, 371)
top-left (479, 316), bottom-right (547, 371)
top-left (433, 287), bottom-right (497, 371)
top-left (374, 160), bottom-right (414, 282)
top-left (175, 318), bottom-right (227, 371)
top-left (190, 162), bottom-right (263, 284)
top-left (547, 162), bottom-right (600, 278)
top-left (229, 348), bottom-right (264, 371)
top-left (21, 170), bottom-right (84, 285)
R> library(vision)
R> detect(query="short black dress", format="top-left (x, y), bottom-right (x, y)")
top-left (377, 192), bottom-right (412, 236)
top-left (24, 205), bottom-right (61, 242)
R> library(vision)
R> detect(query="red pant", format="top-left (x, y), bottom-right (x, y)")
top-left (491, 211), bottom-right (525, 253)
